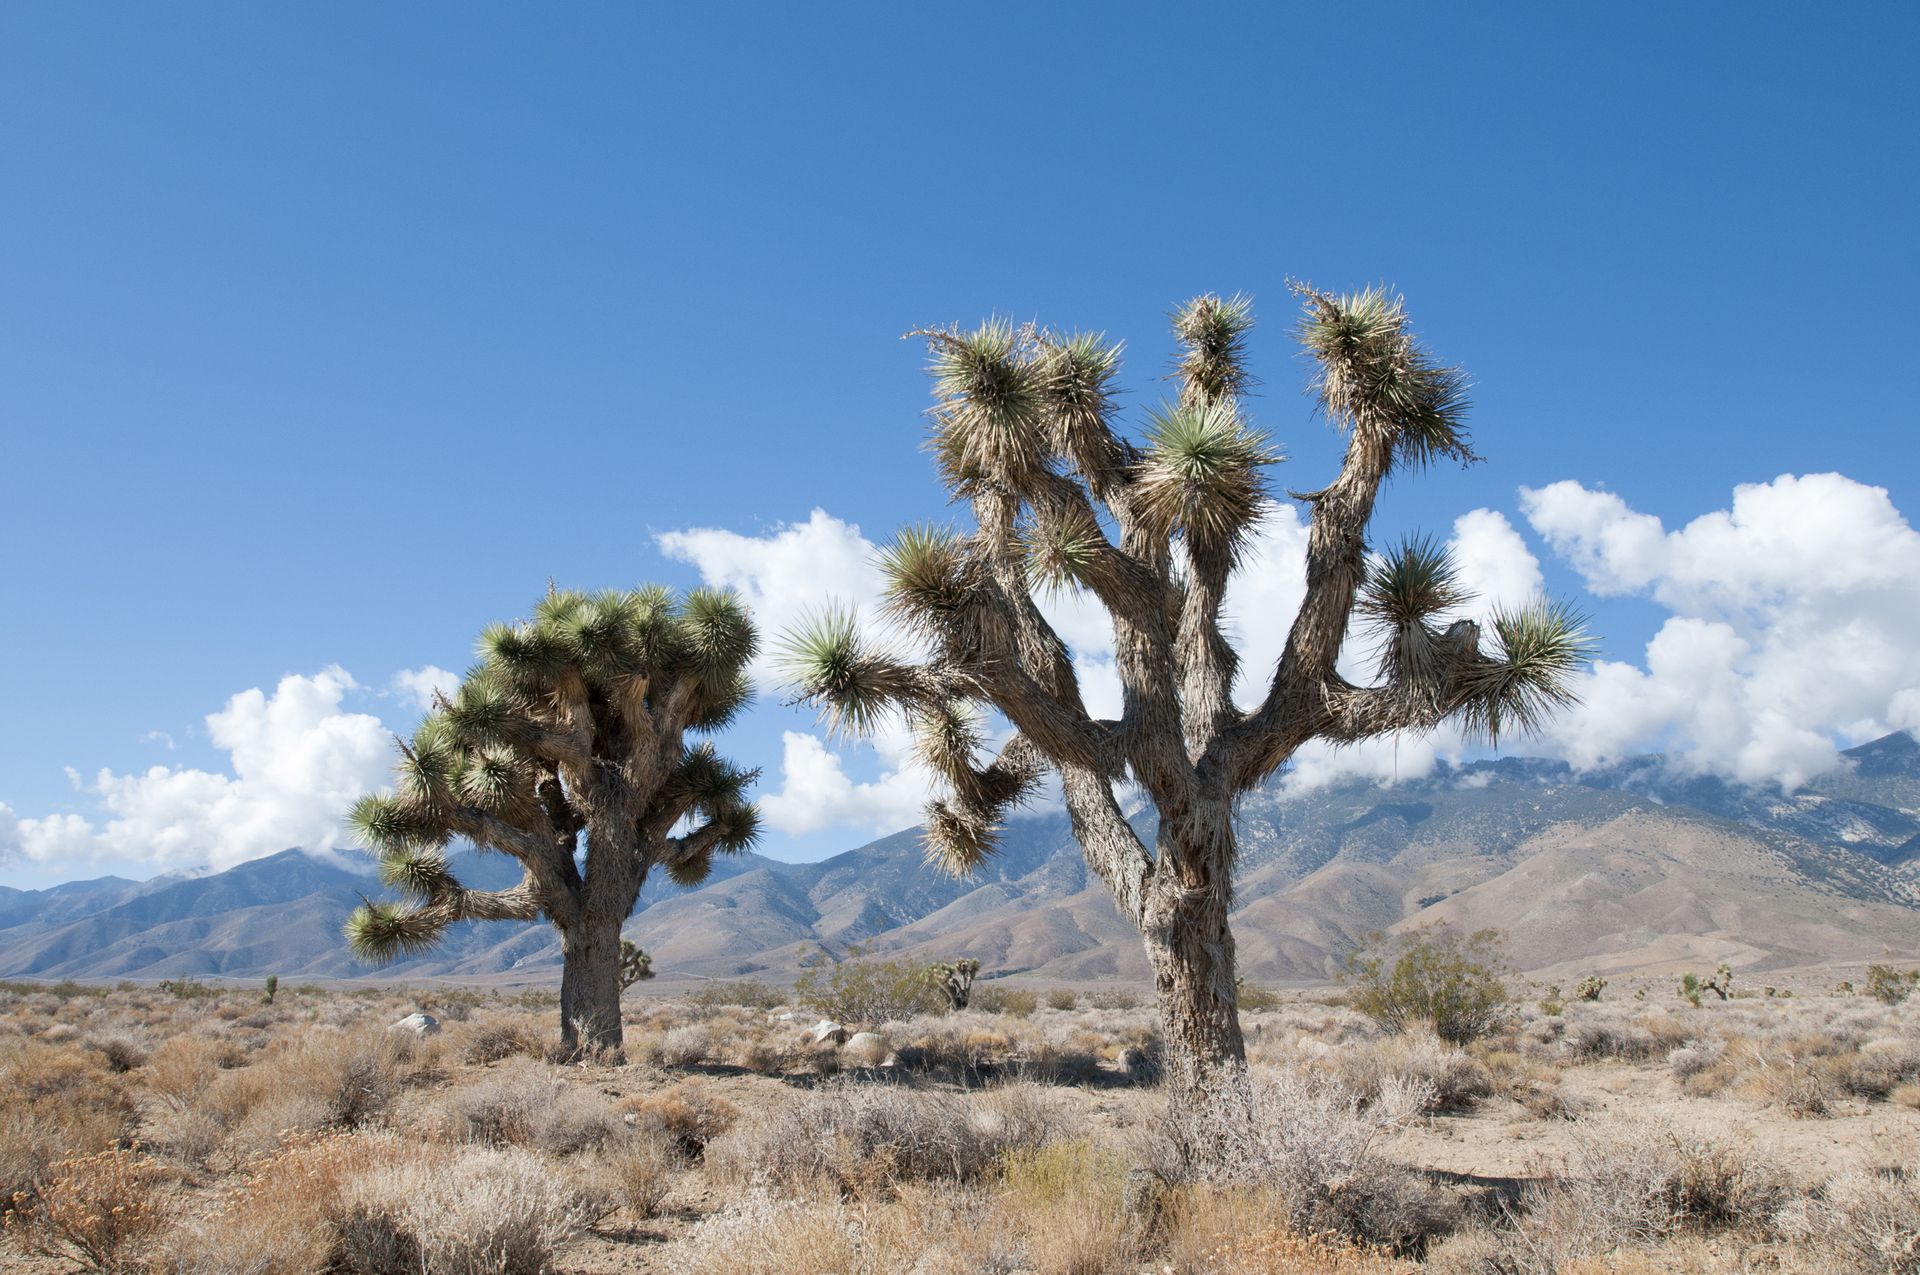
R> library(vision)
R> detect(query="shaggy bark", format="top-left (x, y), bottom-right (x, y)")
top-left (559, 912), bottom-right (626, 1054)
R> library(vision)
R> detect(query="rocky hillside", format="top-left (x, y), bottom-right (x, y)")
top-left (5, 734), bottom-right (1919, 983)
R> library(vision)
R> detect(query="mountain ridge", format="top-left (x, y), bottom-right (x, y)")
top-left (4, 734), bottom-right (1918, 983)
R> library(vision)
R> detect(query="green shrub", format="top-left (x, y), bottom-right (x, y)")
top-left (1044, 988), bottom-right (1078, 1012)
top-left (156, 979), bottom-right (216, 1000)
top-left (971, 985), bottom-right (1039, 1017)
top-left (685, 978), bottom-right (783, 1010)
top-left (1342, 925), bottom-right (1510, 1044)
top-left (1680, 973), bottom-right (1703, 1008)
top-left (1865, 964), bottom-right (1919, 1006)
top-left (795, 949), bottom-right (944, 1024)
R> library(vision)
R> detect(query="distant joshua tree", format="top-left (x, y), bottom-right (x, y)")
top-left (781, 286), bottom-right (1589, 1111)
top-left (929, 957), bottom-right (981, 1010)
top-left (345, 586), bottom-right (760, 1056)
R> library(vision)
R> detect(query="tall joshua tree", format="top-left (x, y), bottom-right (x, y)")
top-left (781, 285), bottom-right (1589, 1107)
top-left (345, 585), bottom-right (760, 1055)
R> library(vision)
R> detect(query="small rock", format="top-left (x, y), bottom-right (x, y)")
top-left (769, 1009), bottom-right (796, 1022)
top-left (811, 1019), bottom-right (848, 1045)
top-left (391, 1011), bottom-right (441, 1036)
top-left (843, 1031), bottom-right (891, 1066)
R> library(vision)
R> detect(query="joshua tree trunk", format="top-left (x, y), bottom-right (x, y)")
top-left (559, 913), bottom-right (626, 1056)
top-left (1141, 816), bottom-right (1246, 1108)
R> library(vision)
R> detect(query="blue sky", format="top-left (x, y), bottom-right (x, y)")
top-left (4, 4), bottom-right (1918, 888)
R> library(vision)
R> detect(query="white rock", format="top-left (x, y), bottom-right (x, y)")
top-left (811, 1019), bottom-right (848, 1045)
top-left (843, 1031), bottom-right (891, 1066)
top-left (391, 1011), bottom-right (441, 1036)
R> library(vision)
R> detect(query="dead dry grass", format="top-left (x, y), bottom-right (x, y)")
top-left (0, 978), bottom-right (1913, 1273)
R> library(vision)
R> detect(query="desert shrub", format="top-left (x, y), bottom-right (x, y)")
top-left (1841, 1039), bottom-right (1920, 1100)
top-left (1866, 964), bottom-right (1920, 1006)
top-left (795, 950), bottom-right (945, 1024)
top-left (1488, 1115), bottom-right (1786, 1272)
top-left (993, 1140), bottom-right (1138, 1274)
top-left (1235, 979), bottom-right (1284, 1012)
top-left (1343, 926), bottom-right (1510, 1044)
top-left (1045, 988), bottom-right (1079, 1012)
top-left (440, 1057), bottom-right (556, 1145)
top-left (972, 985), bottom-right (1039, 1017)
top-left (83, 1031), bottom-right (151, 1074)
top-left (659, 1024), bottom-right (712, 1066)
top-left (1330, 1031), bottom-right (1492, 1114)
top-left (457, 1018), bottom-right (544, 1065)
top-left (685, 978), bottom-right (784, 1010)
top-left (334, 1142), bottom-right (593, 1275)
top-left (593, 1132), bottom-right (679, 1220)
top-left (1679, 973), bottom-right (1703, 1008)
top-left (0, 1039), bottom-right (135, 1208)
top-left (157, 979), bottom-right (218, 1001)
top-left (706, 1079), bottom-right (1068, 1195)
top-left (528, 1088), bottom-right (625, 1157)
top-left (4, 1147), bottom-right (174, 1272)
top-left (440, 1059), bottom-right (621, 1153)
top-left (1086, 988), bottom-right (1143, 1011)
top-left (621, 1079), bottom-right (739, 1158)
top-left (1665, 1039), bottom-right (1724, 1082)
top-left (681, 1184), bottom-right (1005, 1275)
top-left (1776, 1168), bottom-right (1920, 1274)
top-left (1165, 1189), bottom-right (1416, 1275)
top-left (1163, 1065), bottom-right (1447, 1249)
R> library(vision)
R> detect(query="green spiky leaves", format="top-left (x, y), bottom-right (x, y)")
top-left (1359, 536), bottom-right (1468, 629)
top-left (1135, 402), bottom-right (1279, 557)
top-left (376, 850), bottom-right (458, 900)
top-left (1295, 283), bottom-right (1474, 472)
top-left (344, 899), bottom-right (448, 960)
top-left (776, 605), bottom-right (922, 737)
top-left (926, 319), bottom-right (1047, 487)
top-left (1457, 600), bottom-right (1594, 745)
top-left (879, 525), bottom-right (975, 629)
top-left (1172, 293), bottom-right (1255, 407)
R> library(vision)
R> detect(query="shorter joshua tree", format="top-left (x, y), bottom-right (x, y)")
top-left (345, 585), bottom-right (761, 1055)
top-left (1574, 974), bottom-right (1606, 1002)
top-left (620, 940), bottom-right (656, 989)
top-left (1702, 962), bottom-right (1734, 1001)
top-left (929, 957), bottom-right (981, 1011)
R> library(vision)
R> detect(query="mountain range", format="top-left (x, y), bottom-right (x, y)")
top-left (5, 733), bottom-right (1920, 984)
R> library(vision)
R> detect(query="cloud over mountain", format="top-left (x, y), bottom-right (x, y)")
top-left (1523, 472), bottom-right (1920, 788)
top-left (0, 667), bottom-right (390, 872)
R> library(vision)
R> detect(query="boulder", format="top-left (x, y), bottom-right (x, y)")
top-left (843, 1031), bottom-right (891, 1066)
top-left (811, 1019), bottom-right (849, 1045)
top-left (391, 1011), bottom-right (441, 1037)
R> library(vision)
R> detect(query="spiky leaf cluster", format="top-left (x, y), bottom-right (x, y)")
top-left (1297, 284), bottom-right (1475, 471)
top-left (1136, 402), bottom-right (1278, 558)
top-left (1453, 600), bottom-right (1593, 745)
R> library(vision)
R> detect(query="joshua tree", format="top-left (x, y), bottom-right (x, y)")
top-left (1702, 962), bottom-right (1734, 1001)
top-left (345, 585), bottom-right (760, 1055)
top-left (781, 286), bottom-right (1588, 1108)
top-left (929, 957), bottom-right (981, 1010)
top-left (620, 940), bottom-right (656, 989)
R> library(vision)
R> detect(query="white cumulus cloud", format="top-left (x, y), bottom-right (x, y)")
top-left (1521, 473), bottom-right (1920, 788)
top-left (391, 665), bottom-right (461, 711)
top-left (0, 667), bottom-right (394, 873)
